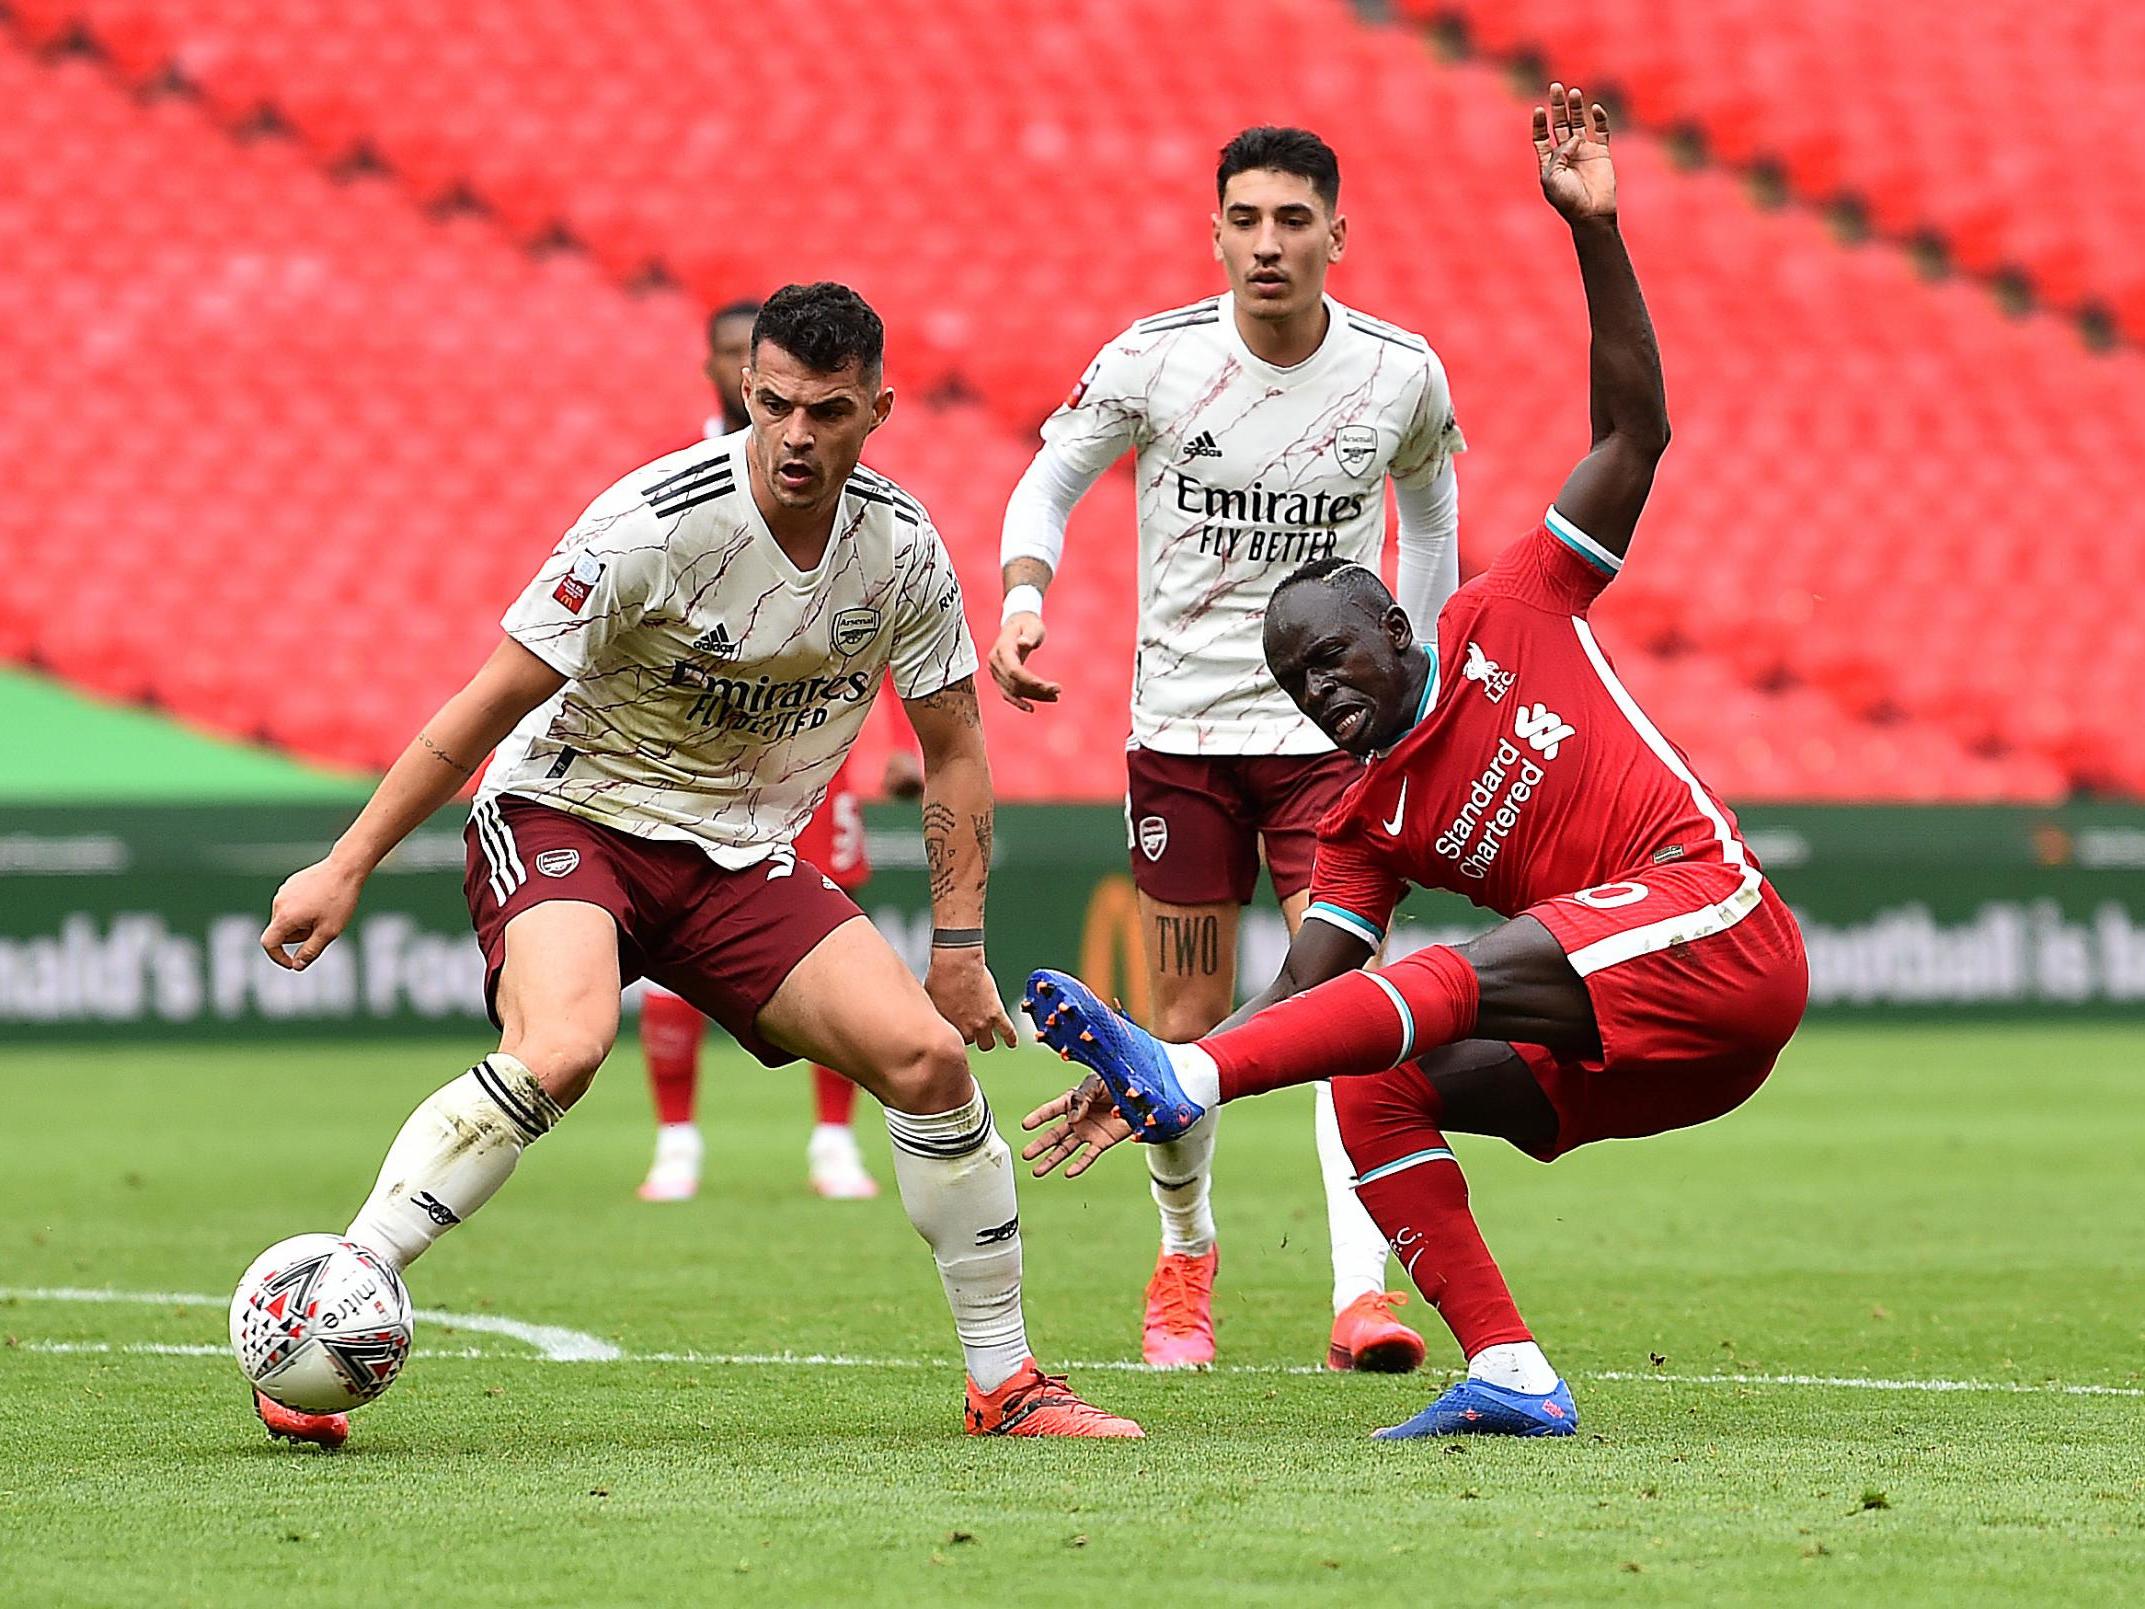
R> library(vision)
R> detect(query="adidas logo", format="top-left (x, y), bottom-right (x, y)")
top-left (689, 623), bottom-right (739, 660)
top-left (1513, 703), bottom-right (1576, 760)
top-left (1181, 429), bottom-right (1223, 460)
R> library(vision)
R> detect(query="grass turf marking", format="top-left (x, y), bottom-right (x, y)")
top-left (11, 1289), bottom-right (2141, 1398)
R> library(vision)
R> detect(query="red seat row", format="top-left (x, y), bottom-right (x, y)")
top-left (1406, 0), bottom-right (2145, 336)
top-left (0, 8), bottom-right (2117, 804)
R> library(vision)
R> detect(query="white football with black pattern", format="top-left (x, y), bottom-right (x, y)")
top-left (229, 1234), bottom-right (414, 1413)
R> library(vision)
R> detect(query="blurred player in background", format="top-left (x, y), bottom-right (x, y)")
top-left (638, 297), bottom-right (926, 1204)
top-left (1023, 88), bottom-right (1808, 1438)
top-left (993, 127), bottom-right (1463, 1371)
top-left (261, 283), bottom-right (1140, 1445)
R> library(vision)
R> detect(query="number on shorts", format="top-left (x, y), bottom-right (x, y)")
top-left (1571, 880), bottom-right (1649, 909)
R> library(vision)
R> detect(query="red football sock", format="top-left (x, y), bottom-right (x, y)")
top-left (811, 1064), bottom-right (855, 1127)
top-left (1204, 945), bottom-right (1480, 1103)
top-left (1332, 1068), bottom-right (1532, 1356)
top-left (640, 990), bottom-right (705, 1126)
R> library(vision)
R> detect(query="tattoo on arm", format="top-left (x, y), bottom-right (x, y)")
top-left (907, 676), bottom-right (982, 730)
top-left (971, 811), bottom-right (993, 870)
top-left (921, 801), bottom-right (959, 904)
top-left (417, 731), bottom-right (476, 778)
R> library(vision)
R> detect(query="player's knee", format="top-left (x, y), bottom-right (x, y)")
top-left (1331, 1067), bottom-right (1425, 1152)
top-left (1150, 991), bottom-right (1229, 1043)
top-left (873, 1021), bottom-right (974, 1115)
top-left (501, 1029), bottom-right (612, 1108)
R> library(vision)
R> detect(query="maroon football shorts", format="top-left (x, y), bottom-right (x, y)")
top-left (1502, 863), bottom-right (1810, 1159)
top-left (1123, 746), bottom-right (1360, 906)
top-left (463, 795), bottom-right (863, 1066)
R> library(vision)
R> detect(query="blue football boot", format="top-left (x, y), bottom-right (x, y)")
top-left (1022, 969), bottom-right (1205, 1143)
top-left (1372, 1376), bottom-right (1579, 1439)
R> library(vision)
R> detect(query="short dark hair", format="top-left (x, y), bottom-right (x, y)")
top-left (1217, 126), bottom-right (1340, 211)
top-left (750, 283), bottom-right (883, 380)
top-left (1272, 556), bottom-right (1391, 618)
top-left (707, 298), bottom-right (761, 348)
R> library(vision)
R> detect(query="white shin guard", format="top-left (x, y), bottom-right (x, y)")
top-left (344, 1053), bottom-right (562, 1271)
top-left (884, 1089), bottom-right (1030, 1393)
top-left (1315, 1079), bottom-right (1393, 1312)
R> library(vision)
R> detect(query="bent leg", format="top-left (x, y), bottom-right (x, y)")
top-left (758, 918), bottom-right (1030, 1392)
top-left (347, 900), bottom-right (618, 1268)
top-left (1330, 1062), bottom-right (1564, 1406)
top-left (1203, 917), bottom-right (1594, 1103)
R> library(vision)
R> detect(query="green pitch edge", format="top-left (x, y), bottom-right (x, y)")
top-left (0, 666), bottom-right (373, 802)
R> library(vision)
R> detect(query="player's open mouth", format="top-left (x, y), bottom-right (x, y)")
top-left (777, 462), bottom-right (814, 490)
top-left (1330, 706), bottom-right (1367, 744)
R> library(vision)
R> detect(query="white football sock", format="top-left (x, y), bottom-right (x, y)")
top-left (1314, 1080), bottom-right (1392, 1311)
top-left (652, 1121), bottom-right (703, 1169)
top-left (884, 1088), bottom-right (1030, 1392)
top-left (1165, 1039), bottom-right (1222, 1109)
top-left (345, 1053), bottom-right (563, 1271)
top-left (1146, 1110), bottom-right (1219, 1258)
top-left (1467, 1340), bottom-right (1560, 1394)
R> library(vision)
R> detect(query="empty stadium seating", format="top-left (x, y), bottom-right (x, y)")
top-left (0, 3), bottom-right (2124, 803)
top-left (1411, 0), bottom-right (2145, 337)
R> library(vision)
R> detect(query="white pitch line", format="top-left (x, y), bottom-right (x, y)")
top-left (1593, 1369), bottom-right (2145, 1399)
top-left (9, 1290), bottom-right (2137, 1401)
top-left (14, 1341), bottom-right (488, 1361)
top-left (0, 1285), bottom-right (618, 1363)
top-left (9, 1336), bottom-right (2141, 1401)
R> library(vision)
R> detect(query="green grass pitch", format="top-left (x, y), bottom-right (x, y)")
top-left (3, 1026), bottom-right (2141, 1606)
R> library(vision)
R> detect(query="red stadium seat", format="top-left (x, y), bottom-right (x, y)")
top-left (0, 4), bottom-right (2128, 802)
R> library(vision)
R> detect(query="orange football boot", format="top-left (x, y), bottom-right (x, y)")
top-left (254, 1390), bottom-right (350, 1449)
top-left (1325, 1290), bottom-right (1428, 1373)
top-left (965, 1360), bottom-right (1144, 1438)
top-left (1141, 1246), bottom-right (1218, 1367)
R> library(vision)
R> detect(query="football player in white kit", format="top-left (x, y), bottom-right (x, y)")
top-left (994, 129), bottom-right (1464, 1370)
top-left (258, 284), bottom-right (1140, 1446)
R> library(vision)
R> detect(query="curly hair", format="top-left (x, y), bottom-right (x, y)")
top-left (750, 283), bottom-right (884, 380)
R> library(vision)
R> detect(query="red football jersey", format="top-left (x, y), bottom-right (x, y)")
top-left (792, 754), bottom-right (869, 890)
top-left (1308, 508), bottom-right (1761, 948)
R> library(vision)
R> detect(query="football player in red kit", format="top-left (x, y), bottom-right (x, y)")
top-left (1019, 83), bottom-right (1808, 1438)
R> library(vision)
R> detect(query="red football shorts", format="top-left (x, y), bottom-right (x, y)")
top-left (1124, 746), bottom-right (1360, 906)
top-left (1508, 861), bottom-right (1808, 1159)
top-left (463, 795), bottom-right (863, 1066)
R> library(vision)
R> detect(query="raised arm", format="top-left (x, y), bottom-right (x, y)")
top-left (260, 637), bottom-right (565, 970)
top-left (902, 675), bottom-right (1019, 1050)
top-left (1535, 83), bottom-right (1668, 560)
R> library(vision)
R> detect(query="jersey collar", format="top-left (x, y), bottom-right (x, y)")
top-left (1371, 644), bottom-right (1439, 758)
top-left (1222, 293), bottom-right (1344, 381)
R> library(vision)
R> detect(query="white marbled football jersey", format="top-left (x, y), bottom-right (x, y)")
top-left (1044, 294), bottom-right (1462, 755)
top-left (480, 430), bottom-right (974, 868)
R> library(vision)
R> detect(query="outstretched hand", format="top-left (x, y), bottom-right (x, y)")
top-left (1533, 81), bottom-right (1616, 223)
top-left (1020, 1075), bottom-right (1135, 1177)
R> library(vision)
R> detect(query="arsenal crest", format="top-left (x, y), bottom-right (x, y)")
top-left (1334, 424), bottom-right (1378, 477)
top-left (535, 849), bottom-right (581, 878)
top-left (1137, 815), bottom-right (1169, 862)
top-left (831, 607), bottom-right (881, 655)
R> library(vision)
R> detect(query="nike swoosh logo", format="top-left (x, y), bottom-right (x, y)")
top-left (1382, 781), bottom-right (1407, 836)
